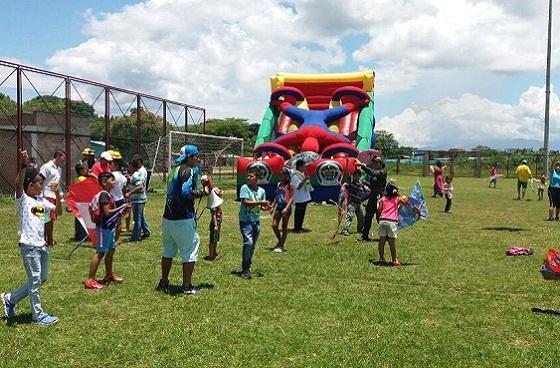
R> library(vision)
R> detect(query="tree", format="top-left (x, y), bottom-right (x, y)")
top-left (374, 130), bottom-right (400, 158)
top-left (0, 93), bottom-right (16, 117)
top-left (22, 95), bottom-right (95, 118)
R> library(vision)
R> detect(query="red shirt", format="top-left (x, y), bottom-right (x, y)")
top-left (91, 161), bottom-right (112, 178)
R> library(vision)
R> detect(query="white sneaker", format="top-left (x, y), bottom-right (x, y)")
top-left (273, 247), bottom-right (284, 253)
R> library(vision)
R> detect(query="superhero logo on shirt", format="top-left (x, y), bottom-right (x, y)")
top-left (316, 160), bottom-right (342, 186)
top-left (31, 205), bottom-right (46, 218)
top-left (247, 162), bottom-right (272, 185)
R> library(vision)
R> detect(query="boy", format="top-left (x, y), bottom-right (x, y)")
top-left (239, 170), bottom-right (270, 279)
top-left (1, 150), bottom-right (62, 325)
top-left (84, 172), bottom-right (129, 289)
top-left (341, 169), bottom-right (366, 236)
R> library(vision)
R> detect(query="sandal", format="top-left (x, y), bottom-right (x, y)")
top-left (391, 259), bottom-right (401, 267)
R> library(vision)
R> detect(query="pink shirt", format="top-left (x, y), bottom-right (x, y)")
top-left (379, 196), bottom-right (401, 222)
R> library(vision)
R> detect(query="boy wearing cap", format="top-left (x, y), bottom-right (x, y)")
top-left (515, 159), bottom-right (532, 200)
top-left (1, 150), bottom-right (63, 325)
top-left (91, 151), bottom-right (113, 178)
top-left (157, 145), bottom-right (207, 294)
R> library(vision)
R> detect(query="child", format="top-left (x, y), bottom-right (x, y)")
top-left (208, 188), bottom-right (223, 261)
top-left (270, 168), bottom-right (293, 253)
top-left (126, 157), bottom-right (150, 242)
top-left (239, 170), bottom-right (270, 279)
top-left (377, 183), bottom-right (409, 267)
top-left (538, 173), bottom-right (546, 201)
top-left (488, 164), bottom-right (498, 188)
top-left (110, 152), bottom-right (128, 243)
top-left (84, 172), bottom-right (129, 289)
top-left (75, 163), bottom-right (89, 183)
top-left (443, 176), bottom-right (453, 213)
top-left (1, 150), bottom-right (62, 325)
top-left (341, 169), bottom-right (366, 236)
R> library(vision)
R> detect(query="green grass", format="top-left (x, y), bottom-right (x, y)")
top-left (1, 176), bottom-right (559, 367)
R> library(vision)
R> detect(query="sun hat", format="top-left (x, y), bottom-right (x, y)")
top-left (521, 159), bottom-right (527, 164)
top-left (176, 144), bottom-right (199, 164)
top-left (100, 151), bottom-right (114, 161)
top-left (82, 147), bottom-right (94, 155)
top-left (108, 150), bottom-right (122, 160)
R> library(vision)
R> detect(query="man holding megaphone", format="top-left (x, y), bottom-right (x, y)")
top-left (157, 145), bottom-right (209, 295)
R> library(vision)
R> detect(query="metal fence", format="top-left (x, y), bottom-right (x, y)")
top-left (0, 59), bottom-right (205, 195)
top-left (385, 150), bottom-right (551, 178)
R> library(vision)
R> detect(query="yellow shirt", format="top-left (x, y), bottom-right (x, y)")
top-left (515, 164), bottom-right (532, 182)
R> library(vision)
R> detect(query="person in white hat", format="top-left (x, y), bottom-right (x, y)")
top-left (207, 187), bottom-right (223, 261)
top-left (91, 151), bottom-right (113, 178)
top-left (157, 145), bottom-right (208, 294)
top-left (515, 159), bottom-right (532, 200)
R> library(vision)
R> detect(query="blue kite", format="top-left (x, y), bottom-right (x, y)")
top-left (398, 181), bottom-right (429, 229)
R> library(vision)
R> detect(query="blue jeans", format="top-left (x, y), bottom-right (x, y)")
top-left (131, 202), bottom-right (150, 241)
top-left (240, 221), bottom-right (260, 271)
top-left (8, 244), bottom-right (49, 321)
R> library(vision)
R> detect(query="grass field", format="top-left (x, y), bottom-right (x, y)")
top-left (0, 176), bottom-right (559, 367)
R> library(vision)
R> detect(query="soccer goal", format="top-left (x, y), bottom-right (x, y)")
top-left (143, 131), bottom-right (245, 180)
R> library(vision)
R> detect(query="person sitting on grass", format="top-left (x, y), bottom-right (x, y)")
top-left (270, 168), bottom-right (294, 253)
top-left (1, 150), bottom-right (62, 326)
top-left (84, 172), bottom-right (130, 289)
top-left (376, 183), bottom-right (412, 267)
top-left (208, 188), bottom-right (223, 261)
top-left (239, 170), bottom-right (271, 279)
top-left (341, 169), bottom-right (366, 236)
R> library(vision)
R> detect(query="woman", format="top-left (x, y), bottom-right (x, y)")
top-left (548, 161), bottom-right (560, 221)
top-left (431, 160), bottom-right (445, 198)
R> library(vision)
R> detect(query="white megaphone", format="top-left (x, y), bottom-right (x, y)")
top-left (207, 187), bottom-right (224, 209)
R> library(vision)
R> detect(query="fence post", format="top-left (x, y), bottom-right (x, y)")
top-left (396, 157), bottom-right (400, 175)
top-left (136, 94), bottom-right (141, 154)
top-left (506, 154), bottom-right (510, 178)
top-left (104, 87), bottom-right (110, 149)
top-left (65, 77), bottom-right (72, 185)
top-left (163, 100), bottom-right (167, 181)
top-left (185, 106), bottom-right (188, 133)
top-left (203, 108), bottom-right (206, 133)
top-left (475, 150), bottom-right (481, 177)
top-left (422, 153), bottom-right (429, 176)
top-left (16, 66), bottom-right (23, 163)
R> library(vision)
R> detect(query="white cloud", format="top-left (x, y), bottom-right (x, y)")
top-left (377, 85), bottom-right (560, 149)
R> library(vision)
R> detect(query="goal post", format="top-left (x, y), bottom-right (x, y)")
top-left (143, 131), bottom-right (245, 181)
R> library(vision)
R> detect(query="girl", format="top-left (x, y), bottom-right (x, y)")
top-left (538, 173), bottom-right (546, 201)
top-left (443, 176), bottom-right (453, 213)
top-left (271, 168), bottom-right (293, 253)
top-left (377, 183), bottom-right (409, 266)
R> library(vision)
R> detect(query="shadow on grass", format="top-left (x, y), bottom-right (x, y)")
top-left (230, 271), bottom-right (265, 278)
top-left (368, 259), bottom-right (419, 267)
top-left (5, 313), bottom-right (33, 327)
top-left (288, 228), bottom-right (311, 234)
top-left (165, 283), bottom-right (215, 296)
top-left (481, 226), bottom-right (525, 232)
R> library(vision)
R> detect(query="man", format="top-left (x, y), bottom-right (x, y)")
top-left (515, 159), bottom-right (532, 200)
top-left (360, 157), bottom-right (387, 241)
top-left (91, 151), bottom-right (113, 178)
top-left (157, 145), bottom-right (207, 294)
top-left (39, 149), bottom-right (66, 246)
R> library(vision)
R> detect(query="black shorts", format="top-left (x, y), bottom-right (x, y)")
top-left (549, 187), bottom-right (560, 208)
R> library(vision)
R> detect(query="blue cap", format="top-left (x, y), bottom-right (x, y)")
top-left (176, 144), bottom-right (199, 164)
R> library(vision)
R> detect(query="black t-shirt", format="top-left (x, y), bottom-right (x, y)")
top-left (98, 191), bottom-right (116, 229)
top-left (163, 164), bottom-right (196, 220)
top-left (366, 168), bottom-right (387, 194)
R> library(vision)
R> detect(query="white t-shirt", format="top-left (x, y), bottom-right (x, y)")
top-left (17, 193), bottom-right (55, 247)
top-left (110, 171), bottom-right (127, 201)
top-left (39, 160), bottom-right (62, 199)
top-left (291, 172), bottom-right (312, 204)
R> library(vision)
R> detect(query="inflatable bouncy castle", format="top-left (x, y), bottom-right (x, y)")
top-left (237, 71), bottom-right (376, 202)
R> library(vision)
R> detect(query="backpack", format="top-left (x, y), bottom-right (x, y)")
top-left (89, 190), bottom-right (113, 224)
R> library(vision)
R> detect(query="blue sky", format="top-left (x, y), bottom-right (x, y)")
top-left (1, 0), bottom-right (559, 149)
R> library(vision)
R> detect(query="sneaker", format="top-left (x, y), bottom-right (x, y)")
top-left (141, 233), bottom-right (151, 240)
top-left (103, 274), bottom-right (124, 284)
top-left (183, 285), bottom-right (201, 295)
top-left (272, 247), bottom-right (284, 253)
top-left (156, 279), bottom-right (169, 293)
top-left (84, 279), bottom-right (107, 289)
top-left (241, 269), bottom-right (252, 279)
top-left (360, 236), bottom-right (372, 242)
top-left (340, 230), bottom-right (350, 236)
top-left (33, 314), bottom-right (59, 326)
top-left (1, 292), bottom-right (15, 318)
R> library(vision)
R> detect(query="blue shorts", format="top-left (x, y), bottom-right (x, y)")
top-left (96, 227), bottom-right (116, 254)
top-left (162, 218), bottom-right (200, 263)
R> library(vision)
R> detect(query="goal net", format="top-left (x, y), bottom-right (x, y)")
top-left (143, 131), bottom-right (245, 180)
